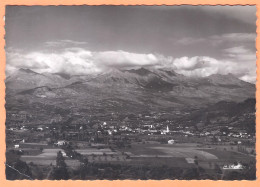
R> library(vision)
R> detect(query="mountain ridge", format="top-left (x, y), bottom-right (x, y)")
top-left (6, 67), bottom-right (255, 112)
top-left (5, 67), bottom-right (256, 129)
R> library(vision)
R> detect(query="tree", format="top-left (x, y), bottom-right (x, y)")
top-left (243, 164), bottom-right (256, 180)
top-left (214, 163), bottom-right (222, 174)
top-left (50, 151), bottom-right (69, 180)
top-left (181, 168), bottom-right (199, 179)
top-left (194, 156), bottom-right (199, 165)
top-left (209, 162), bottom-right (212, 168)
top-left (40, 147), bottom-right (43, 152)
top-left (56, 151), bottom-right (66, 168)
top-left (224, 171), bottom-right (244, 180)
top-left (79, 158), bottom-right (89, 179)
top-left (6, 160), bottom-right (33, 180)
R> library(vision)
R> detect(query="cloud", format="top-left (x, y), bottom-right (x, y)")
top-left (94, 50), bottom-right (160, 68)
top-left (170, 55), bottom-right (256, 83)
top-left (44, 40), bottom-right (88, 48)
top-left (240, 73), bottom-right (256, 83)
top-left (149, 5), bottom-right (256, 25)
top-left (172, 56), bottom-right (217, 71)
top-left (174, 34), bottom-right (256, 83)
top-left (172, 56), bottom-right (235, 77)
top-left (209, 33), bottom-right (256, 46)
top-left (175, 37), bottom-right (206, 45)
top-left (6, 48), bottom-right (170, 75)
top-left (6, 48), bottom-right (98, 75)
top-left (223, 46), bottom-right (256, 61)
top-left (222, 45), bottom-right (256, 83)
top-left (223, 46), bottom-right (249, 54)
top-left (6, 46), bottom-right (256, 83)
top-left (175, 33), bottom-right (256, 47)
top-left (195, 6), bottom-right (256, 25)
top-left (6, 50), bottom-right (50, 69)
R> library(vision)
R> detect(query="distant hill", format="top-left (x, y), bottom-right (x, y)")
top-left (178, 98), bottom-right (255, 133)
top-left (5, 68), bottom-right (67, 91)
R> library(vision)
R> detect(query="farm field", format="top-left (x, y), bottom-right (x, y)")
top-left (151, 146), bottom-right (218, 160)
top-left (21, 148), bottom-right (62, 165)
top-left (19, 144), bottom-right (255, 169)
top-left (20, 147), bottom-right (127, 165)
top-left (121, 143), bottom-right (217, 159)
top-left (119, 144), bottom-right (170, 155)
top-left (128, 157), bottom-right (194, 168)
top-left (120, 143), bottom-right (255, 165)
top-left (75, 148), bottom-right (117, 155)
top-left (198, 149), bottom-right (255, 161)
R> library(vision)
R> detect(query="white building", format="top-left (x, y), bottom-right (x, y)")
top-left (168, 139), bottom-right (175, 144)
top-left (223, 163), bottom-right (244, 170)
top-left (56, 140), bottom-right (66, 146)
top-left (61, 151), bottom-right (67, 157)
top-left (161, 125), bottom-right (170, 135)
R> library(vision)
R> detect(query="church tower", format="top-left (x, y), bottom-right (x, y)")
top-left (166, 125), bottom-right (169, 133)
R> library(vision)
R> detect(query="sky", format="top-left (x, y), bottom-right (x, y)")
top-left (5, 6), bottom-right (256, 83)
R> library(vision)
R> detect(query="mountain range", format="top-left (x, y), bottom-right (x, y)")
top-left (5, 67), bottom-right (255, 113)
top-left (6, 67), bottom-right (255, 97)
top-left (5, 67), bottom-right (256, 129)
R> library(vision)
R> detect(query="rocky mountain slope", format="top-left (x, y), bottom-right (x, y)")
top-left (5, 67), bottom-right (255, 123)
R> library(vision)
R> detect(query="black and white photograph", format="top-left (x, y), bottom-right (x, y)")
top-left (4, 5), bottom-right (256, 180)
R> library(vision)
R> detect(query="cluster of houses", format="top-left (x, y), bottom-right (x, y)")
top-left (6, 109), bottom-right (256, 153)
top-left (223, 163), bottom-right (244, 170)
top-left (7, 116), bottom-right (255, 145)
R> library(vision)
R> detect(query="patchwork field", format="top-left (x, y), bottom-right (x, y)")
top-left (75, 148), bottom-right (117, 155)
top-left (129, 156), bottom-right (195, 167)
top-left (198, 149), bottom-right (255, 161)
top-left (21, 148), bottom-right (63, 165)
top-left (20, 147), bottom-right (127, 165)
top-left (20, 143), bottom-right (253, 169)
top-left (151, 146), bottom-right (218, 160)
top-left (121, 143), bottom-right (252, 162)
